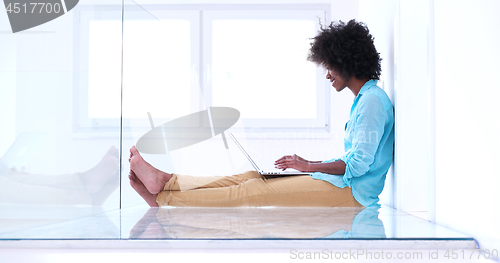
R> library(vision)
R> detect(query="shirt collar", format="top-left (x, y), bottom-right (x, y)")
top-left (350, 80), bottom-right (378, 115)
top-left (357, 79), bottom-right (378, 97)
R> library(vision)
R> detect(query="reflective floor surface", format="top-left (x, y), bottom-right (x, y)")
top-left (0, 204), bottom-right (472, 241)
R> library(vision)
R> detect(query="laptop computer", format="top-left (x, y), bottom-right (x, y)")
top-left (229, 133), bottom-right (309, 176)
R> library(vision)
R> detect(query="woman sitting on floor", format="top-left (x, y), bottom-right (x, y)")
top-left (128, 19), bottom-right (394, 208)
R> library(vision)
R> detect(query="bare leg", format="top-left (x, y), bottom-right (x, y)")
top-left (129, 171), bottom-right (159, 207)
top-left (129, 146), bottom-right (172, 195)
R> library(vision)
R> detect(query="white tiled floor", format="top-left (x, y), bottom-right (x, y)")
top-left (2, 204), bottom-right (496, 262)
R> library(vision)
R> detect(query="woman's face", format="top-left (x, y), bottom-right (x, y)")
top-left (326, 69), bottom-right (349, 92)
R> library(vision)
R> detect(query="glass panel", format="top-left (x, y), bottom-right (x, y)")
top-left (0, 2), bottom-right (475, 245)
top-left (120, 4), bottom-right (251, 208)
top-left (120, 4), bottom-right (210, 207)
top-left (121, 19), bottom-right (192, 119)
top-left (88, 20), bottom-right (122, 119)
top-left (0, 0), bottom-right (122, 238)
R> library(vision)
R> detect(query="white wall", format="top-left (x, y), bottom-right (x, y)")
top-left (393, 0), bottom-right (433, 213)
top-left (434, 0), bottom-right (500, 251)
top-left (392, 0), bottom-right (500, 250)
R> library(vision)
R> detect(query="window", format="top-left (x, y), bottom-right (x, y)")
top-left (75, 4), bottom-right (331, 134)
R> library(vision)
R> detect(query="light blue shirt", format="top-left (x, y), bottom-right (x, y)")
top-left (311, 80), bottom-right (394, 207)
top-left (321, 207), bottom-right (386, 238)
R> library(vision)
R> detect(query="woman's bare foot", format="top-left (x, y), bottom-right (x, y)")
top-left (80, 146), bottom-right (120, 193)
top-left (129, 171), bottom-right (159, 207)
top-left (129, 207), bottom-right (160, 238)
top-left (129, 146), bottom-right (172, 195)
top-left (138, 222), bottom-right (169, 239)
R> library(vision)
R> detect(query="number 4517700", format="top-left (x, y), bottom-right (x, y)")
top-left (6, 3), bottom-right (62, 14)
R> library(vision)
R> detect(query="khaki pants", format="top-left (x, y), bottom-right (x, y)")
top-left (154, 207), bottom-right (365, 239)
top-left (156, 171), bottom-right (363, 207)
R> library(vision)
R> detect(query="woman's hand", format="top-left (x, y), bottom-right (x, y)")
top-left (274, 154), bottom-right (311, 172)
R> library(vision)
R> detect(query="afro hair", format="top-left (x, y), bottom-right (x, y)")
top-left (308, 19), bottom-right (381, 81)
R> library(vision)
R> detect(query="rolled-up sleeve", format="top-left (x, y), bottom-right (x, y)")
top-left (340, 94), bottom-right (386, 186)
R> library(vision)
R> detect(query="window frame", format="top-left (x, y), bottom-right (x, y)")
top-left (73, 4), bottom-right (332, 136)
top-left (203, 9), bottom-right (329, 129)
